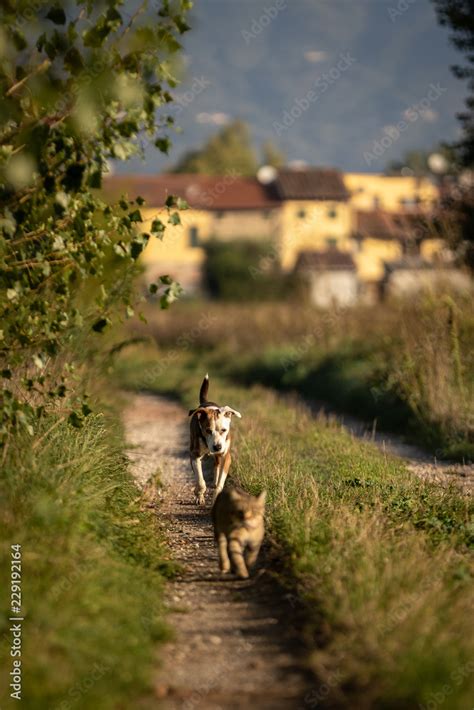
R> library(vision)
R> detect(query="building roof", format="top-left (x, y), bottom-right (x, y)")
top-left (384, 257), bottom-right (436, 273)
top-left (103, 174), bottom-right (280, 211)
top-left (294, 248), bottom-right (356, 271)
top-left (273, 168), bottom-right (350, 201)
top-left (355, 209), bottom-right (434, 241)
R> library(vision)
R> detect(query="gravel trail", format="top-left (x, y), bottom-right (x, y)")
top-left (123, 392), bottom-right (312, 710)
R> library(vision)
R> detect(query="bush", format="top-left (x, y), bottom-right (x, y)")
top-left (203, 239), bottom-right (305, 301)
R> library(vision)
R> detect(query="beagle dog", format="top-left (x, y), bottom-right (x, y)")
top-left (188, 374), bottom-right (241, 505)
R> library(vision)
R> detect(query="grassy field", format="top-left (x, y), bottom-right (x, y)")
top-left (130, 296), bottom-right (474, 460)
top-left (0, 399), bottom-right (174, 709)
top-left (114, 346), bottom-right (474, 709)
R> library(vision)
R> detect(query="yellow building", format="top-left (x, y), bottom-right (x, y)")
top-left (345, 173), bottom-right (438, 212)
top-left (104, 168), bottom-right (443, 296)
top-left (271, 168), bottom-right (354, 269)
top-left (104, 173), bottom-right (280, 290)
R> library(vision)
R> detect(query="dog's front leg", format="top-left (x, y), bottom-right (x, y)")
top-left (191, 456), bottom-right (206, 505)
top-left (212, 451), bottom-right (231, 503)
top-left (212, 457), bottom-right (220, 488)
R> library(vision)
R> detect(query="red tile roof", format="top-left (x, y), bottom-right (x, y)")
top-left (294, 248), bottom-right (356, 271)
top-left (103, 174), bottom-right (280, 211)
top-left (274, 168), bottom-right (350, 201)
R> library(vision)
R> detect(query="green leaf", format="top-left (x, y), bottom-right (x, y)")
top-left (151, 219), bottom-right (165, 237)
top-left (88, 171), bottom-right (102, 189)
top-left (129, 209), bottom-right (142, 222)
top-left (92, 318), bottom-right (109, 333)
top-left (81, 403), bottom-right (93, 417)
top-left (130, 240), bottom-right (144, 259)
top-left (64, 47), bottom-right (84, 73)
top-left (12, 30), bottom-right (27, 51)
top-left (46, 6), bottom-right (66, 24)
top-left (68, 411), bottom-right (83, 428)
top-left (168, 211), bottom-right (181, 226)
top-left (155, 137), bottom-right (171, 154)
top-left (174, 16), bottom-right (191, 33)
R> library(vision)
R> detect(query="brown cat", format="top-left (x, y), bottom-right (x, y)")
top-left (211, 487), bottom-right (266, 579)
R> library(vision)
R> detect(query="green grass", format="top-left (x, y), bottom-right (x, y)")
top-left (225, 343), bottom-right (474, 462)
top-left (114, 346), bottom-right (474, 709)
top-left (0, 407), bottom-right (173, 710)
top-left (133, 298), bottom-right (474, 461)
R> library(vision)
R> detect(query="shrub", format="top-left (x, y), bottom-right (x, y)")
top-left (203, 239), bottom-right (305, 301)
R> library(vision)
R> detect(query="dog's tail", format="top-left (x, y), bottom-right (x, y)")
top-left (199, 373), bottom-right (209, 404)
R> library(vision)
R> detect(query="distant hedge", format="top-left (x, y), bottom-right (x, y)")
top-left (203, 239), bottom-right (306, 301)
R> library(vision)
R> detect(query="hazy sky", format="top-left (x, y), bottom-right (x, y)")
top-left (118, 0), bottom-right (467, 175)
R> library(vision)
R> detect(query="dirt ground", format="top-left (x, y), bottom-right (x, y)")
top-left (123, 393), bottom-right (312, 710)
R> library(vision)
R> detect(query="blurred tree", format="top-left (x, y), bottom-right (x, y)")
top-left (386, 150), bottom-right (431, 176)
top-left (0, 0), bottom-right (191, 440)
top-left (385, 146), bottom-right (457, 176)
top-left (261, 140), bottom-right (285, 168)
top-left (432, 1), bottom-right (474, 270)
top-left (433, 0), bottom-right (474, 167)
top-left (173, 120), bottom-right (258, 175)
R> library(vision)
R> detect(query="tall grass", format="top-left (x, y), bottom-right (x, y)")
top-left (131, 295), bottom-right (474, 458)
top-left (0, 409), bottom-right (173, 709)
top-left (113, 349), bottom-right (474, 709)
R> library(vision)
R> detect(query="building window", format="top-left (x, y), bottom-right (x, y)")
top-left (262, 210), bottom-right (271, 219)
top-left (327, 208), bottom-right (338, 219)
top-left (216, 210), bottom-right (225, 219)
top-left (326, 237), bottom-right (338, 248)
top-left (297, 209), bottom-right (306, 219)
top-left (189, 226), bottom-right (199, 247)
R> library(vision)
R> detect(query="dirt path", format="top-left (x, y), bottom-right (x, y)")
top-left (307, 400), bottom-right (474, 494)
top-left (123, 392), bottom-right (312, 710)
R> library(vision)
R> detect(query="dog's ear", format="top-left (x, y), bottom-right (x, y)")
top-left (257, 490), bottom-right (267, 506)
top-left (189, 407), bottom-right (207, 420)
top-left (221, 406), bottom-right (242, 419)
